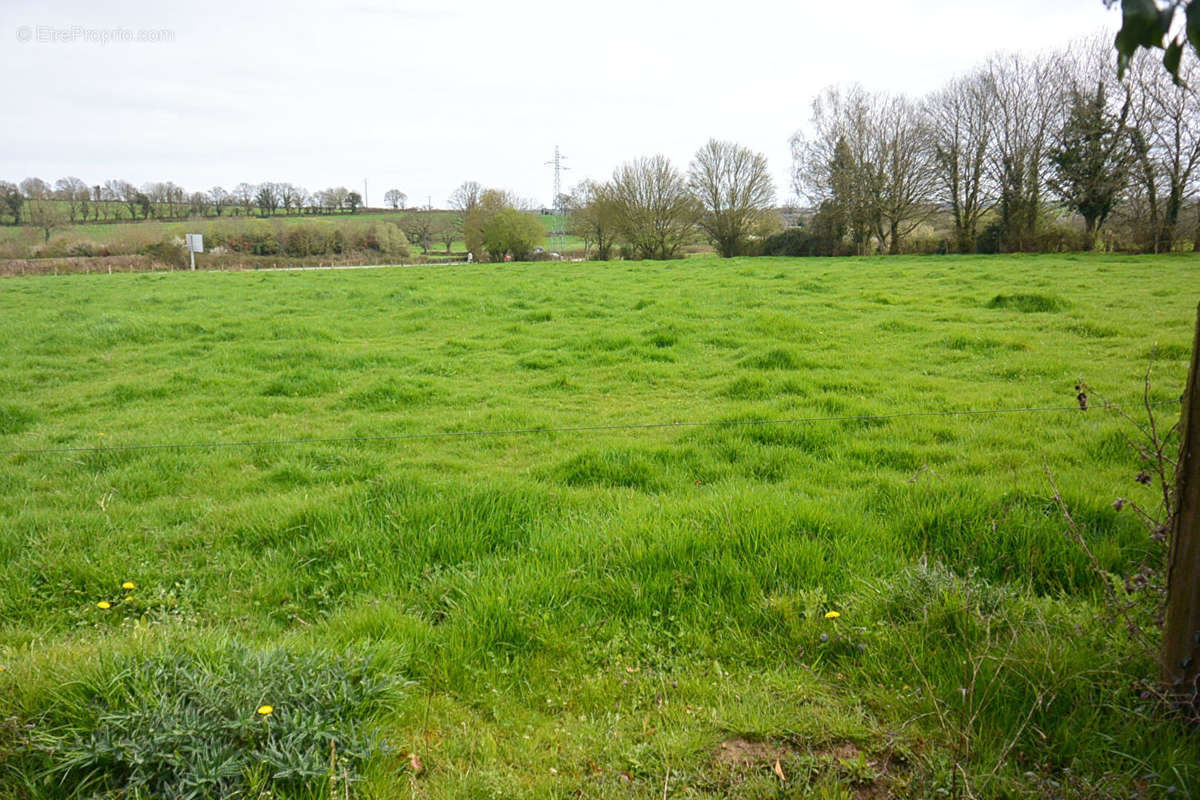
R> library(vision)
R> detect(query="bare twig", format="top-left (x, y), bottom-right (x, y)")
top-left (1045, 462), bottom-right (1156, 653)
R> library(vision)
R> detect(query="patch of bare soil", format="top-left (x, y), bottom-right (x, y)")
top-left (712, 737), bottom-right (904, 799)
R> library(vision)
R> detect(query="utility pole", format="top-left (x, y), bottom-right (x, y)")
top-left (364, 179), bottom-right (368, 209)
top-left (545, 145), bottom-right (569, 254)
top-left (1163, 302), bottom-right (1200, 710)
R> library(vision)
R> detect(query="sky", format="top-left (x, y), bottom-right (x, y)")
top-left (1, 0), bottom-right (1121, 209)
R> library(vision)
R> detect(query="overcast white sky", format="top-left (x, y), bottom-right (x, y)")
top-left (1, 0), bottom-right (1119, 208)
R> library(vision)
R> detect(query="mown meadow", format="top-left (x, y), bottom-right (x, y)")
top-left (0, 254), bottom-right (1197, 798)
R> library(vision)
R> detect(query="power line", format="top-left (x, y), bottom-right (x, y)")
top-left (0, 400), bottom-right (1181, 458)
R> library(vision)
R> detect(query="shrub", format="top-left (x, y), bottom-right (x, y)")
top-left (1034, 223), bottom-right (1089, 253)
top-left (329, 229), bottom-right (346, 254)
top-left (365, 222), bottom-right (409, 257)
top-left (761, 228), bottom-right (811, 256)
top-left (239, 220), bottom-right (280, 256)
top-left (975, 221), bottom-right (1004, 254)
top-left (283, 224), bottom-right (327, 257)
top-left (482, 208), bottom-right (544, 261)
top-left (761, 227), bottom-right (843, 257)
top-left (140, 239), bottom-right (188, 268)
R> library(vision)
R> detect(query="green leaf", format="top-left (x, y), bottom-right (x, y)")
top-left (1164, 38), bottom-right (1186, 82)
top-left (1115, 0), bottom-right (1173, 78)
top-left (1188, 1), bottom-right (1200, 54)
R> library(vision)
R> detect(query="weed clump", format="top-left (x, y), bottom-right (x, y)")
top-left (15, 646), bottom-right (401, 800)
top-left (741, 349), bottom-right (802, 370)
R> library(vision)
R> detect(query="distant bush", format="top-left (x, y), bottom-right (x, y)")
top-left (282, 224), bottom-right (326, 257)
top-left (975, 221), bottom-right (1004, 254)
top-left (905, 236), bottom-right (950, 255)
top-left (140, 239), bottom-right (188, 268)
top-left (363, 221), bottom-right (409, 257)
top-left (761, 229), bottom-right (809, 256)
top-left (1034, 223), bottom-right (1089, 253)
top-left (761, 227), bottom-right (843, 257)
top-left (241, 219), bottom-right (279, 255)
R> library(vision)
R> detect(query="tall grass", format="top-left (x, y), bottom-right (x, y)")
top-left (0, 253), bottom-right (1196, 797)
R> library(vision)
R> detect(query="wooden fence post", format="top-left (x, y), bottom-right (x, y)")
top-left (1162, 301), bottom-right (1200, 706)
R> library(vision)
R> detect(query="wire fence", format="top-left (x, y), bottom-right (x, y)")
top-left (0, 399), bottom-right (1183, 458)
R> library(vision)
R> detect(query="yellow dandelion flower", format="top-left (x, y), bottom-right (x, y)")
top-left (124, 596), bottom-right (133, 602)
top-left (257, 705), bottom-right (274, 716)
top-left (824, 611), bottom-right (841, 619)
top-left (122, 581), bottom-right (135, 590)
top-left (97, 601), bottom-right (111, 610)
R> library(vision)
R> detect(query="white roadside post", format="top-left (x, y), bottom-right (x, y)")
top-left (185, 233), bottom-right (204, 270)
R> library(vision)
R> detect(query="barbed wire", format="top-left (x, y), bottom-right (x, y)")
top-left (0, 399), bottom-right (1182, 458)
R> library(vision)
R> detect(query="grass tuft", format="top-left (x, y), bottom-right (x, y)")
top-left (986, 293), bottom-right (1069, 313)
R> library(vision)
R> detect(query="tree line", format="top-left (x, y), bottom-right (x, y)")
top-left (539, 38), bottom-right (1200, 262)
top-left (5, 36), bottom-right (1198, 262)
top-left (788, 38), bottom-right (1200, 256)
top-left (558, 140), bottom-right (779, 261)
top-left (0, 178), bottom-right (417, 234)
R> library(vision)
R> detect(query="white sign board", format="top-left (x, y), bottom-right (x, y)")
top-left (185, 234), bottom-right (204, 253)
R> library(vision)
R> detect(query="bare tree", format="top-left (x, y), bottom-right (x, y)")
top-left (793, 86), bottom-right (876, 254)
top-left (567, 179), bottom-right (620, 260)
top-left (329, 186), bottom-right (350, 213)
top-left (402, 211), bottom-right (436, 253)
top-left (188, 191), bottom-right (210, 217)
top-left (254, 183), bottom-right (280, 217)
top-left (384, 189), bottom-right (407, 210)
top-left (19, 177), bottom-right (50, 202)
top-left (140, 182), bottom-right (166, 218)
top-left (210, 186), bottom-right (229, 216)
top-left (927, 70), bottom-right (994, 252)
top-left (610, 155), bottom-right (699, 260)
top-left (54, 177), bottom-right (89, 223)
top-left (687, 139), bottom-right (776, 257)
top-left (28, 200), bottom-right (67, 242)
top-left (433, 214), bottom-right (459, 253)
top-left (291, 186), bottom-right (311, 215)
top-left (870, 94), bottom-right (939, 253)
top-left (232, 182), bottom-right (257, 217)
top-left (165, 182), bottom-right (185, 218)
top-left (449, 181), bottom-right (482, 219)
top-left (984, 52), bottom-right (1065, 252)
top-left (792, 86), bottom-right (937, 254)
top-left (105, 180), bottom-right (137, 220)
top-left (1124, 52), bottom-right (1200, 252)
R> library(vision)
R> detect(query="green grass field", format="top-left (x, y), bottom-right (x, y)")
top-left (0, 254), bottom-right (1197, 798)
